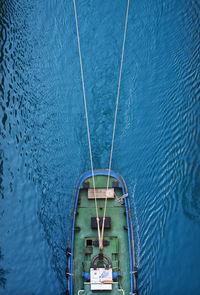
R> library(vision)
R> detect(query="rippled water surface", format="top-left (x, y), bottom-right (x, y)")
top-left (0, 0), bottom-right (200, 294)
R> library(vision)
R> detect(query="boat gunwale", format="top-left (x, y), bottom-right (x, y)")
top-left (67, 169), bottom-right (136, 295)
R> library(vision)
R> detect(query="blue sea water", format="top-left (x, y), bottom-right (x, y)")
top-left (0, 0), bottom-right (200, 294)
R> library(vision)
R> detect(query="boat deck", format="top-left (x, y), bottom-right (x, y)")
top-left (73, 175), bottom-right (131, 294)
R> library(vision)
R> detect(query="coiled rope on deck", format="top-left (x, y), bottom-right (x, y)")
top-left (73, 0), bottom-right (101, 247)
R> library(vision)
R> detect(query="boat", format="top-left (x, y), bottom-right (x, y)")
top-left (66, 169), bottom-right (138, 294)
top-left (67, 0), bottom-right (137, 293)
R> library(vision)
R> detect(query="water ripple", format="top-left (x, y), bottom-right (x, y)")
top-left (0, 0), bottom-right (200, 294)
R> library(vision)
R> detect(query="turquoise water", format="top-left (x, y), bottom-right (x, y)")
top-left (0, 0), bottom-right (200, 294)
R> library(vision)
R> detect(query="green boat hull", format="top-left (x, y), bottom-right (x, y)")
top-left (66, 170), bottom-right (137, 295)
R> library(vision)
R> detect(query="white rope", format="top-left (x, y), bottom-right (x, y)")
top-left (73, 0), bottom-right (101, 247)
top-left (114, 192), bottom-right (128, 204)
top-left (100, 0), bottom-right (130, 250)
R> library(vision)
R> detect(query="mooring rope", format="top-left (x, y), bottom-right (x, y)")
top-left (73, 0), bottom-right (130, 251)
top-left (73, 0), bottom-right (101, 246)
top-left (100, 0), bottom-right (130, 250)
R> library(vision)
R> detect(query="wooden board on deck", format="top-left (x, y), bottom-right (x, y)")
top-left (88, 188), bottom-right (114, 199)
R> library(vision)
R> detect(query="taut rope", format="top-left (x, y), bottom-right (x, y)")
top-left (100, 0), bottom-right (130, 250)
top-left (73, 0), bottom-right (130, 250)
top-left (73, 0), bottom-right (101, 247)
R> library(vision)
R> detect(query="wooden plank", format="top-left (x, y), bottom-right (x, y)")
top-left (88, 188), bottom-right (114, 199)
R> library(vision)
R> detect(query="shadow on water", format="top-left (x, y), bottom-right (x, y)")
top-left (0, 151), bottom-right (4, 200)
top-left (182, 178), bottom-right (200, 224)
top-left (0, 0), bottom-right (8, 288)
top-left (0, 248), bottom-right (8, 289)
top-left (1, 0), bottom-right (68, 292)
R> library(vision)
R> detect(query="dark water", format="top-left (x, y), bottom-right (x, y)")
top-left (0, 0), bottom-right (200, 294)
